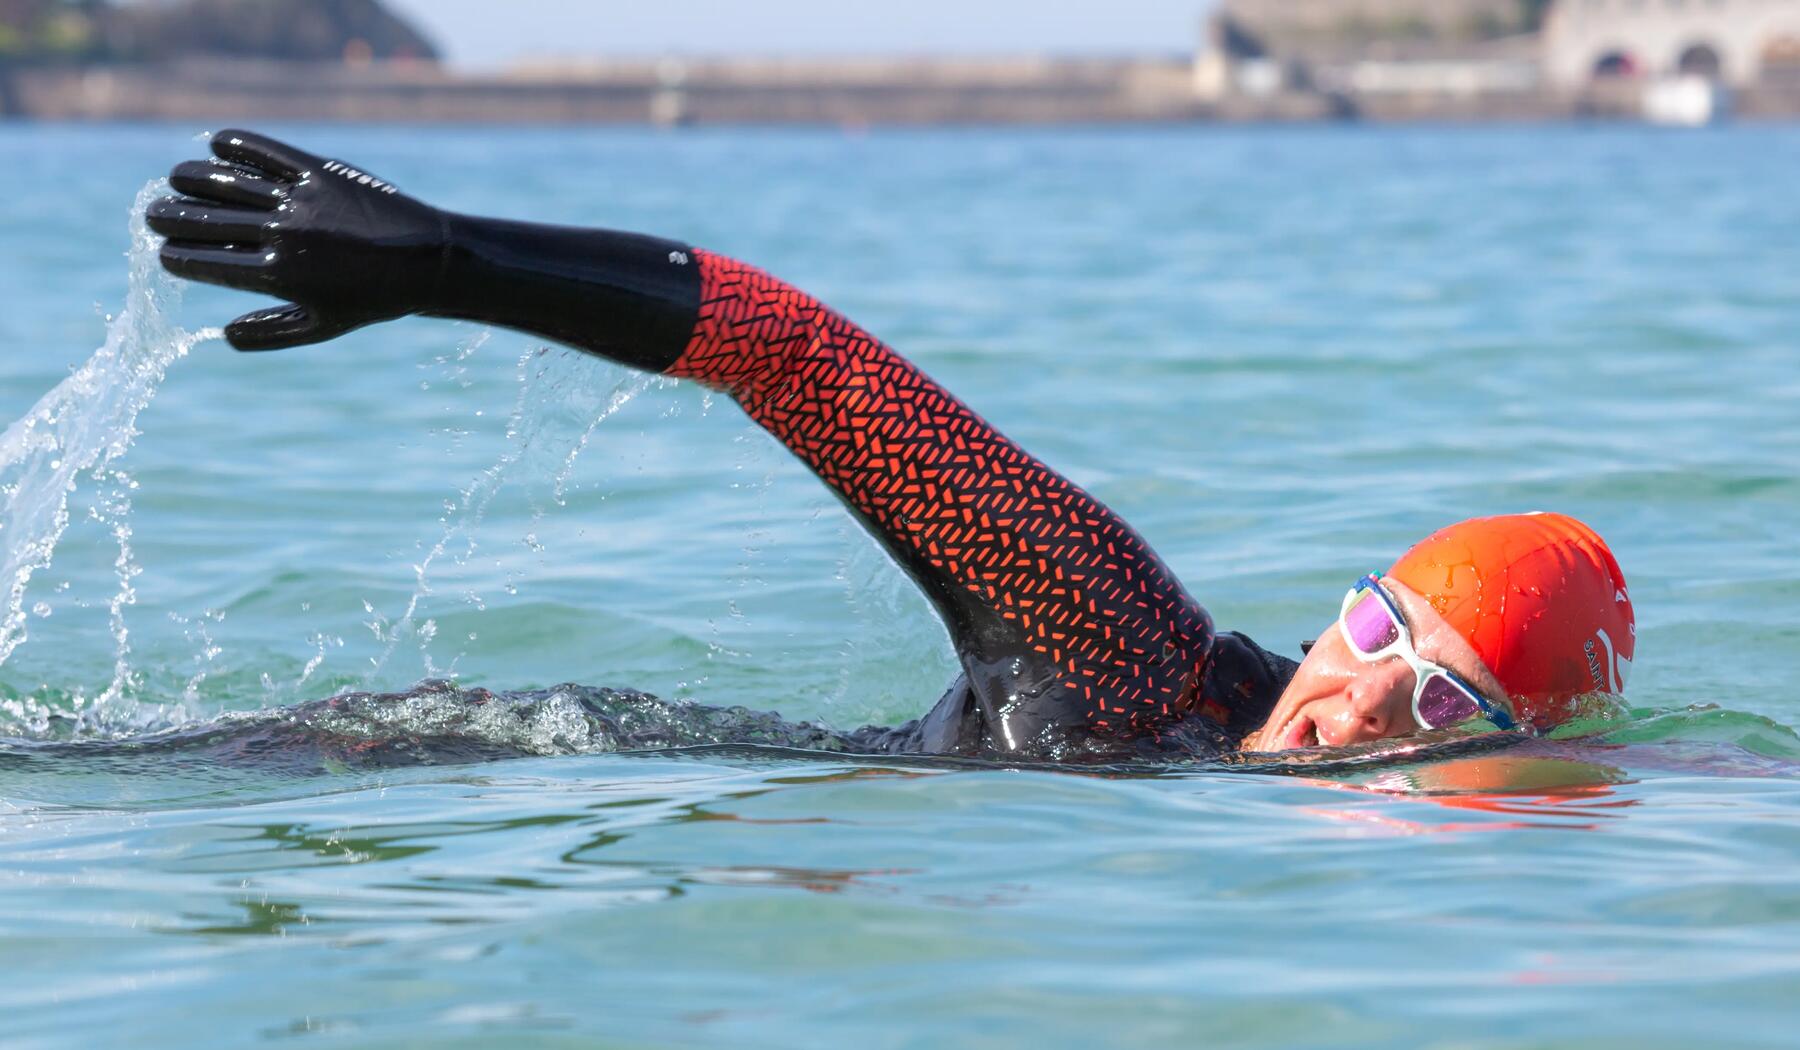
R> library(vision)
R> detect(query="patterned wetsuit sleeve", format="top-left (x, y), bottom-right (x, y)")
top-left (668, 250), bottom-right (1216, 750)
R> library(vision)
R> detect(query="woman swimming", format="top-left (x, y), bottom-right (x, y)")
top-left (147, 130), bottom-right (1636, 762)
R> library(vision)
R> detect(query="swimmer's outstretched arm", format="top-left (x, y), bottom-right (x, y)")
top-left (152, 130), bottom-right (1227, 752)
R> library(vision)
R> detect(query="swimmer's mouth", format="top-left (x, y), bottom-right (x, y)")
top-left (1269, 712), bottom-right (1322, 751)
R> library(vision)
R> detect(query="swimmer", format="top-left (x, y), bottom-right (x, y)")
top-left (147, 130), bottom-right (1635, 761)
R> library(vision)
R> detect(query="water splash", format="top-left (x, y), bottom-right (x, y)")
top-left (366, 344), bottom-right (662, 682)
top-left (0, 681), bottom-right (871, 789)
top-left (0, 182), bottom-right (218, 733)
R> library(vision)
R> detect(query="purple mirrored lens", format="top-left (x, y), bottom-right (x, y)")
top-left (1416, 674), bottom-right (1483, 729)
top-left (1343, 588), bottom-right (1400, 654)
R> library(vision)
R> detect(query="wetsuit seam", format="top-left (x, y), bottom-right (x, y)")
top-left (432, 209), bottom-right (455, 313)
top-left (667, 247), bottom-right (717, 376)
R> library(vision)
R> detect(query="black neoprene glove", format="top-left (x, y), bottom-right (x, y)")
top-left (149, 129), bottom-right (699, 367)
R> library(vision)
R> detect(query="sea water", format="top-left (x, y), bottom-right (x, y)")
top-left (1, 123), bottom-right (1798, 1048)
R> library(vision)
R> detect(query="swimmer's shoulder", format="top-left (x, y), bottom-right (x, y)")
top-left (1198, 631), bottom-right (1296, 740)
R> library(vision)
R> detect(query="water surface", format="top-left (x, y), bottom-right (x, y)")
top-left (2, 123), bottom-right (1798, 1048)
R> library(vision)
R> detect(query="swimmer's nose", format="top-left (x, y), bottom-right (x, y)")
top-left (1335, 661), bottom-right (1412, 743)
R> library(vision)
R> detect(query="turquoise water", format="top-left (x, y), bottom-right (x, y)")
top-left (3, 123), bottom-right (1799, 1047)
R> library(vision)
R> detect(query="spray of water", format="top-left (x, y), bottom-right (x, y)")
top-left (0, 184), bottom-right (922, 745)
top-left (0, 182), bottom-right (671, 734)
top-left (364, 345), bottom-right (662, 682)
top-left (0, 183), bottom-right (218, 733)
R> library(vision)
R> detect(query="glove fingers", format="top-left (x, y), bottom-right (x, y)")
top-left (146, 195), bottom-right (270, 244)
top-left (169, 159), bottom-right (286, 210)
top-left (160, 240), bottom-right (272, 295)
top-left (224, 304), bottom-right (352, 352)
top-left (211, 129), bottom-right (323, 181)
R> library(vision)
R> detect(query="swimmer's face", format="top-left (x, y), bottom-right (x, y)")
top-left (1245, 578), bottom-right (1512, 753)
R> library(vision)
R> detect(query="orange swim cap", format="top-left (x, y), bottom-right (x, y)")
top-left (1386, 512), bottom-right (1633, 729)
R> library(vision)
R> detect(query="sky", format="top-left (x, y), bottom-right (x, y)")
top-left (382, 1), bottom-right (1218, 69)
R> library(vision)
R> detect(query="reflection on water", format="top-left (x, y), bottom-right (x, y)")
top-left (135, 765), bottom-right (942, 943)
top-left (31, 718), bottom-right (1781, 955)
top-left (1306, 764), bottom-right (1639, 835)
top-left (7, 736), bottom-right (1800, 1047)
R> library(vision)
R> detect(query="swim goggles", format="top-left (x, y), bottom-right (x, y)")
top-left (1338, 574), bottom-right (1516, 732)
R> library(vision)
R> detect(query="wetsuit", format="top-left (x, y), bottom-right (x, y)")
top-left (150, 130), bottom-right (1296, 761)
top-left (659, 251), bottom-right (1294, 759)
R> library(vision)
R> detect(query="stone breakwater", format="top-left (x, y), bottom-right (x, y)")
top-left (1, 57), bottom-right (1205, 125)
top-left (4, 57), bottom-right (1798, 123)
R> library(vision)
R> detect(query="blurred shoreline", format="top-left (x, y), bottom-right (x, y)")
top-left (0, 56), bottom-right (1204, 126)
top-left (6, 55), bottom-right (1799, 125)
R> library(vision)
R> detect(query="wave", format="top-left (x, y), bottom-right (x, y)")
top-left (5, 680), bottom-right (1797, 800)
top-left (0, 680), bottom-right (870, 780)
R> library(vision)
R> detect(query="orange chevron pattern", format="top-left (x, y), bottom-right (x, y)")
top-left (669, 250), bottom-right (1216, 737)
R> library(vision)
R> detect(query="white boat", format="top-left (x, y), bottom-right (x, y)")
top-left (1642, 74), bottom-right (1731, 126)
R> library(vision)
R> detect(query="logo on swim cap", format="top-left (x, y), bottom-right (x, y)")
top-left (1583, 629), bottom-right (1631, 694)
top-left (1387, 512), bottom-right (1634, 729)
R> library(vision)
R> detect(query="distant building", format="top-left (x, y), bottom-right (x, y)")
top-left (1542, 0), bottom-right (1800, 89)
top-left (1211, 0), bottom-right (1545, 48)
top-left (1196, 0), bottom-right (1800, 118)
top-left (1195, 0), bottom-right (1548, 112)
